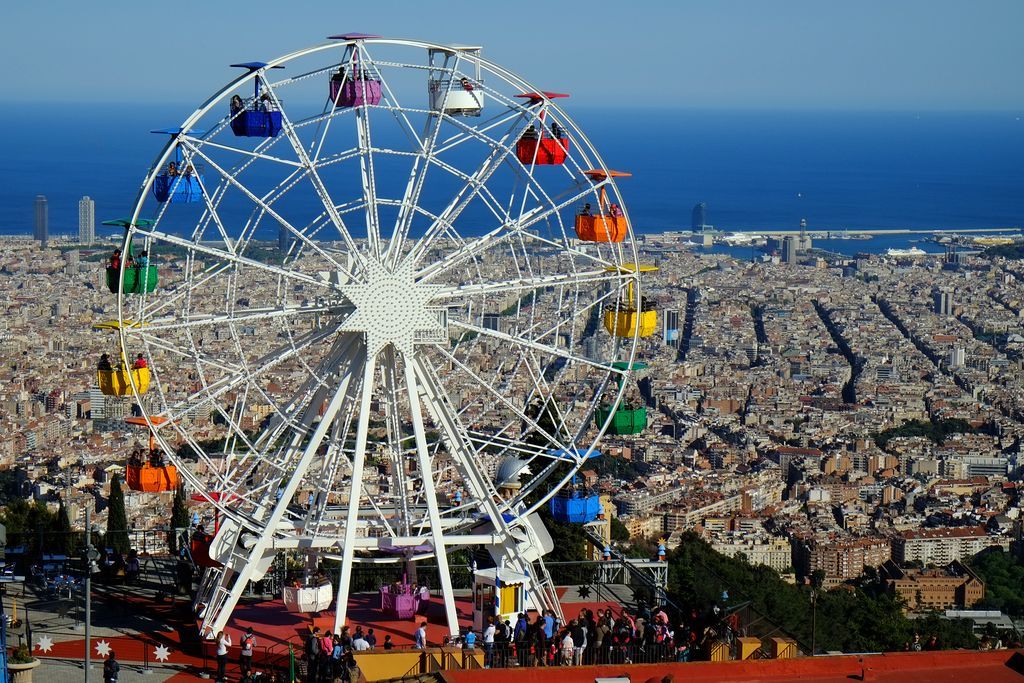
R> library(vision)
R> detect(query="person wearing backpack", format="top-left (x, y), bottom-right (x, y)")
top-left (102, 651), bottom-right (120, 683)
top-left (240, 626), bottom-right (256, 679)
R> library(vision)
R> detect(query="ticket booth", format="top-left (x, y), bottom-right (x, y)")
top-left (472, 567), bottom-right (528, 632)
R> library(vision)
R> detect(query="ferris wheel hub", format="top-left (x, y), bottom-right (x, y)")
top-left (338, 259), bottom-right (447, 356)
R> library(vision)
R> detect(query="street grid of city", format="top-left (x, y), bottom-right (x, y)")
top-left (4, 229), bottom-right (1022, 574)
top-left (2, 216), bottom-right (1024, 679)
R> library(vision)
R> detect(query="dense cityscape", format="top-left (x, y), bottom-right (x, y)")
top-left (4, 201), bottom-right (1022, 625)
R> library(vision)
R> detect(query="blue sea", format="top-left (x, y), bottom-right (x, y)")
top-left (1, 104), bottom-right (1021, 255)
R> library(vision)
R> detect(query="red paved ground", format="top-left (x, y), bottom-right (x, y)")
top-left (441, 649), bottom-right (1024, 683)
top-left (35, 589), bottom-right (620, 674)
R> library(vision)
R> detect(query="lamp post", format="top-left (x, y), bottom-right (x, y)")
top-left (810, 587), bottom-right (818, 656)
top-left (83, 508), bottom-right (100, 683)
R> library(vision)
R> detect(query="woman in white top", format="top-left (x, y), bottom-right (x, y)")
top-left (215, 631), bottom-right (231, 682)
top-left (560, 631), bottom-right (574, 666)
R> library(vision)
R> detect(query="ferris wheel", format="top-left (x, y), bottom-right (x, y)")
top-left (107, 35), bottom-right (656, 638)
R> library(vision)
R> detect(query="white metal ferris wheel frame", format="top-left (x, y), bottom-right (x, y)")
top-left (111, 36), bottom-right (648, 637)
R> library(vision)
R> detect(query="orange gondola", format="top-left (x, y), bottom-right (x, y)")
top-left (575, 170), bottom-right (631, 242)
top-left (124, 416), bottom-right (178, 493)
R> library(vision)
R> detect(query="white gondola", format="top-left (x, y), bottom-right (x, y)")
top-left (428, 46), bottom-right (484, 116)
top-left (283, 583), bottom-right (333, 613)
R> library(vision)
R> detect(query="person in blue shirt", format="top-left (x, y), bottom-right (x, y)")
top-left (414, 622), bottom-right (427, 649)
top-left (543, 610), bottom-right (555, 640)
top-left (463, 628), bottom-right (477, 649)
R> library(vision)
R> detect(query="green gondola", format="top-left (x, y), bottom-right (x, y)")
top-left (596, 360), bottom-right (648, 436)
top-left (102, 219), bottom-right (158, 295)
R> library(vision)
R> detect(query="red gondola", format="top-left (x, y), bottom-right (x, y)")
top-left (515, 92), bottom-right (570, 166)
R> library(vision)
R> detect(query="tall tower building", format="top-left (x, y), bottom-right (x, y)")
top-left (797, 218), bottom-right (812, 252)
top-left (278, 224), bottom-right (291, 253)
top-left (663, 309), bottom-right (680, 347)
top-left (782, 236), bottom-right (797, 264)
top-left (691, 202), bottom-right (706, 232)
top-left (78, 196), bottom-right (95, 245)
top-left (933, 288), bottom-right (954, 316)
top-left (34, 195), bottom-right (48, 247)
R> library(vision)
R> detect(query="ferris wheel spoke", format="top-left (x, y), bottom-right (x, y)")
top-left (384, 106), bottom-right (445, 268)
top-left (133, 223), bottom-right (335, 291)
top-left (437, 269), bottom-right (622, 301)
top-left (260, 78), bottom-right (367, 267)
top-left (188, 135), bottom-right (305, 169)
top-left (401, 355), bottom-right (459, 631)
top-left (430, 344), bottom-right (574, 453)
top-left (412, 355), bottom-right (540, 580)
top-left (334, 352), bottom-right (377, 631)
top-left (174, 140), bottom-right (358, 282)
top-left (155, 324), bottom-right (339, 424)
top-left (416, 183), bottom-right (597, 283)
top-left (447, 318), bottom-right (624, 376)
top-left (403, 126), bottom-right (522, 269)
top-left (137, 303), bottom-right (336, 333)
top-left (354, 103), bottom-right (383, 258)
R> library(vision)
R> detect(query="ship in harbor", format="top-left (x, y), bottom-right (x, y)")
top-left (885, 246), bottom-right (928, 257)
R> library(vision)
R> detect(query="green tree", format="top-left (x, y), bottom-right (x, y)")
top-left (106, 475), bottom-right (130, 554)
top-left (168, 485), bottom-right (190, 554)
top-left (50, 498), bottom-right (75, 556)
top-left (970, 548), bottom-right (1024, 616)
top-left (610, 516), bottom-right (630, 543)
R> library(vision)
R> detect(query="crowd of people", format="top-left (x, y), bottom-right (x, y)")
top-left (303, 624), bottom-right (389, 682)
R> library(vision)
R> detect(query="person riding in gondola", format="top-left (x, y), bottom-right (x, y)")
top-left (98, 353), bottom-right (113, 372)
top-left (132, 353), bottom-right (147, 369)
top-left (135, 250), bottom-right (149, 270)
top-left (230, 94), bottom-right (244, 115)
top-left (109, 249), bottom-right (122, 270)
top-left (523, 125), bottom-right (539, 140)
top-left (167, 161), bottom-right (179, 177)
top-left (128, 449), bottom-right (144, 468)
top-left (259, 93), bottom-right (277, 113)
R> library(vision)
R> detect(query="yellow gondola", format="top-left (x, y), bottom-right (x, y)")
top-left (93, 320), bottom-right (150, 396)
top-left (603, 264), bottom-right (659, 338)
top-left (97, 367), bottom-right (151, 397)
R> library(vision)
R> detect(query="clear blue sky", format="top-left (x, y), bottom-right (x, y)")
top-left (2, 0), bottom-right (1021, 110)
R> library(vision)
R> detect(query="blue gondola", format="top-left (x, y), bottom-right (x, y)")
top-left (229, 62), bottom-right (285, 138)
top-left (150, 129), bottom-right (204, 204)
top-left (231, 110), bottom-right (282, 137)
top-left (550, 489), bottom-right (602, 524)
top-left (153, 173), bottom-right (203, 203)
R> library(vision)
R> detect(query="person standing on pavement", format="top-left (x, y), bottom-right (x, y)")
top-left (215, 630), bottom-right (232, 682)
top-left (239, 626), bottom-right (256, 679)
top-left (483, 616), bottom-right (496, 667)
top-left (103, 651), bottom-right (120, 683)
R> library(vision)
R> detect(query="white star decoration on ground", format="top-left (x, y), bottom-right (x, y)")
top-left (35, 635), bottom-right (53, 653)
top-left (339, 260), bottom-right (444, 356)
top-left (95, 640), bottom-right (111, 657)
top-left (154, 644), bottom-right (172, 662)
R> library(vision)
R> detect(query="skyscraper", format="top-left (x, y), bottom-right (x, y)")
top-left (934, 288), bottom-right (954, 316)
top-left (782, 236), bottom-right (797, 264)
top-left (691, 202), bottom-right (707, 232)
top-left (34, 195), bottom-right (48, 246)
top-left (278, 224), bottom-right (291, 253)
top-left (78, 196), bottom-right (95, 245)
